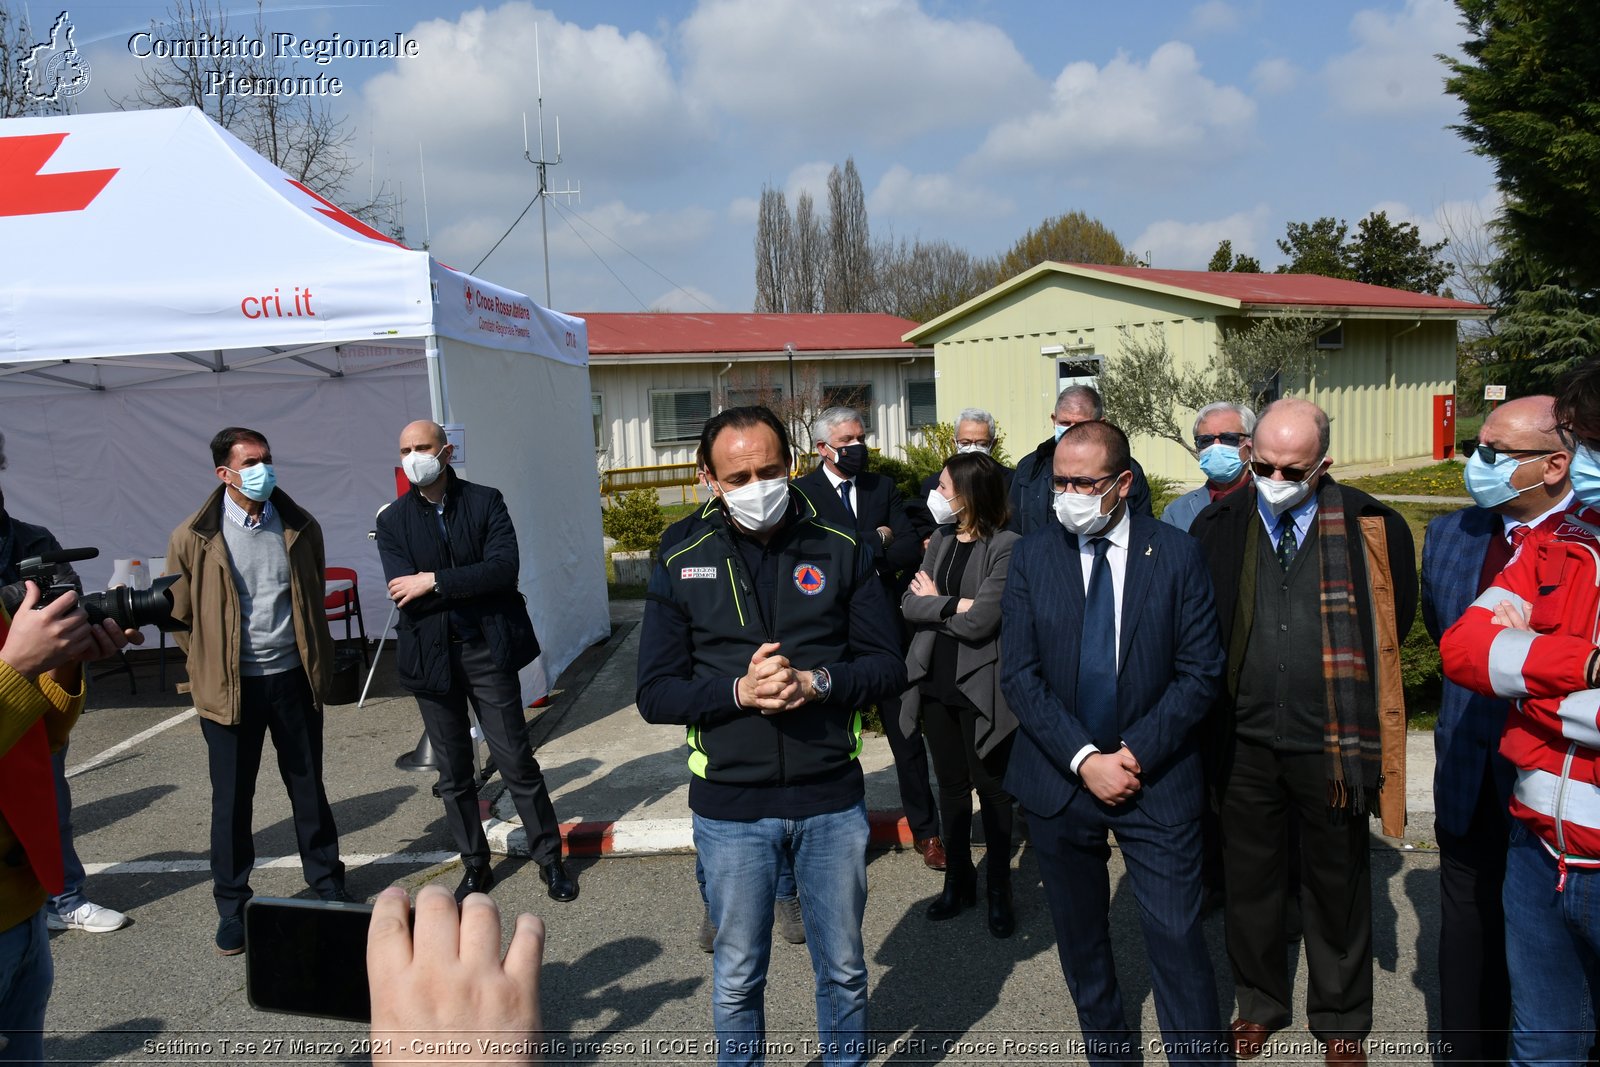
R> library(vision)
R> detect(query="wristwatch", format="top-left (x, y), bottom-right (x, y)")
top-left (811, 667), bottom-right (832, 701)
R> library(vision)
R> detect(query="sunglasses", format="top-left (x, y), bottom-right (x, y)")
top-left (1051, 472), bottom-right (1118, 494)
top-left (1250, 459), bottom-right (1319, 482)
top-left (1472, 443), bottom-right (1552, 465)
top-left (1195, 432), bottom-right (1249, 449)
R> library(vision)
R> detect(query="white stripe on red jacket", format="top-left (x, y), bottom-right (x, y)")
top-left (1440, 506), bottom-right (1600, 881)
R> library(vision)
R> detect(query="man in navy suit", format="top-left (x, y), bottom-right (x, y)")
top-left (1421, 394), bottom-right (1572, 1062)
top-left (1001, 419), bottom-right (1227, 1065)
top-left (795, 406), bottom-right (943, 868)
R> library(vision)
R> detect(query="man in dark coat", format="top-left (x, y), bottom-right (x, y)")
top-left (376, 420), bottom-right (575, 903)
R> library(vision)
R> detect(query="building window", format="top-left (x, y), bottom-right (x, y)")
top-left (649, 389), bottom-right (713, 445)
top-left (725, 386), bottom-right (782, 411)
top-left (906, 380), bottom-right (937, 429)
top-left (821, 382), bottom-right (874, 432)
top-left (1315, 325), bottom-right (1344, 349)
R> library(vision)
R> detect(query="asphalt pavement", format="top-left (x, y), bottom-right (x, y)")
top-left (40, 599), bottom-right (1449, 1065)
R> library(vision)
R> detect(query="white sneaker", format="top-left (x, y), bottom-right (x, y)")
top-left (48, 901), bottom-right (130, 933)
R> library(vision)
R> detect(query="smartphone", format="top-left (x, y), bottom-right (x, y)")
top-left (244, 897), bottom-right (384, 1023)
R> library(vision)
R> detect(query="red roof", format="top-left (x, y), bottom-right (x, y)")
top-left (1064, 263), bottom-right (1488, 312)
top-left (577, 313), bottom-right (925, 356)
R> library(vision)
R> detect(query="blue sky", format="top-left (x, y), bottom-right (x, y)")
top-left (52, 0), bottom-right (1495, 314)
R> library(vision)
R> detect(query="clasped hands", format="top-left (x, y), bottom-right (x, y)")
top-left (1080, 745), bottom-right (1143, 806)
top-left (737, 641), bottom-right (820, 715)
top-left (906, 570), bottom-right (973, 614)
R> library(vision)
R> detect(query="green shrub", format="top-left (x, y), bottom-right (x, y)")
top-left (601, 488), bottom-right (667, 552)
top-left (868, 453), bottom-right (922, 501)
top-left (1401, 615), bottom-right (1442, 717)
top-left (1146, 475), bottom-right (1182, 519)
top-left (903, 422), bottom-right (1013, 489)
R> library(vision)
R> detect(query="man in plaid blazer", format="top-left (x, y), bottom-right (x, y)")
top-left (1421, 395), bottom-right (1572, 1063)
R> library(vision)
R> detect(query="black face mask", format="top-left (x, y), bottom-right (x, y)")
top-left (830, 442), bottom-right (868, 478)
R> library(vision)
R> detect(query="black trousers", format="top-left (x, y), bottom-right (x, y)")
top-left (201, 670), bottom-right (344, 917)
top-left (414, 637), bottom-right (563, 867)
top-left (1436, 764), bottom-right (1511, 1063)
top-left (1029, 798), bottom-right (1223, 1066)
top-left (1220, 738), bottom-right (1372, 1041)
top-left (879, 688), bottom-right (939, 840)
top-left (919, 693), bottom-right (1013, 876)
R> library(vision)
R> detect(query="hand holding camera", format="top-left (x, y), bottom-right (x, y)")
top-left (0, 581), bottom-right (135, 680)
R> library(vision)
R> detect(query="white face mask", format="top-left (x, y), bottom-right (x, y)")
top-left (1253, 463), bottom-right (1320, 519)
top-left (1053, 481), bottom-right (1118, 537)
top-left (955, 442), bottom-right (991, 455)
top-left (717, 476), bottom-right (790, 534)
top-left (926, 488), bottom-right (962, 526)
top-left (402, 448), bottom-right (446, 487)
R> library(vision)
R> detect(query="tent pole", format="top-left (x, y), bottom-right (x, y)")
top-left (425, 334), bottom-right (447, 422)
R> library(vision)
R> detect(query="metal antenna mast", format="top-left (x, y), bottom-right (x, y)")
top-left (524, 24), bottom-right (580, 307)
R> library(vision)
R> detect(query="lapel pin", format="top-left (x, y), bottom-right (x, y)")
top-left (1144, 546), bottom-right (1153, 557)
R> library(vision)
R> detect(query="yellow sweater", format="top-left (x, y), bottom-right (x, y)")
top-left (0, 663), bottom-right (84, 934)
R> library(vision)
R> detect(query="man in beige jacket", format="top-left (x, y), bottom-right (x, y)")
top-left (167, 427), bottom-right (347, 957)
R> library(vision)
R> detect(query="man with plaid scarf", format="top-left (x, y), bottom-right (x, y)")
top-left (1190, 398), bottom-right (1415, 1067)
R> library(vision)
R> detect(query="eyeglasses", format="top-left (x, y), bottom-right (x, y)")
top-left (1051, 472), bottom-right (1118, 494)
top-left (1195, 432), bottom-right (1249, 449)
top-left (955, 437), bottom-right (993, 448)
top-left (1250, 459), bottom-right (1320, 482)
top-left (1556, 423), bottom-right (1600, 453)
top-left (1472, 443), bottom-right (1553, 465)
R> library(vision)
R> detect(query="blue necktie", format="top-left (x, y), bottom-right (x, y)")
top-left (1078, 537), bottom-right (1119, 753)
top-left (839, 481), bottom-right (857, 523)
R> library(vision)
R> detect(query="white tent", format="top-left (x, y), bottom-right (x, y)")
top-left (0, 106), bottom-right (608, 700)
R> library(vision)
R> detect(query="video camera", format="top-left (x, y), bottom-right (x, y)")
top-left (0, 547), bottom-right (185, 632)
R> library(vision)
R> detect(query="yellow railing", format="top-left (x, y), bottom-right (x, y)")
top-left (601, 462), bottom-right (701, 503)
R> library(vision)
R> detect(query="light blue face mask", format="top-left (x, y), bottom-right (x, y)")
top-left (1572, 443), bottom-right (1600, 508)
top-left (1463, 449), bottom-right (1546, 509)
top-left (1053, 423), bottom-right (1068, 441)
top-left (1197, 443), bottom-right (1245, 484)
top-left (229, 463), bottom-right (276, 502)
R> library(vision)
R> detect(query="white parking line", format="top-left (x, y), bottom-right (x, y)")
top-left (84, 851), bottom-right (462, 875)
top-left (66, 707), bottom-right (197, 779)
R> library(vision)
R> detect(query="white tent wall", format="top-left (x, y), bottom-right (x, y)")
top-left (434, 339), bottom-right (609, 703)
top-left (0, 360), bottom-right (432, 637)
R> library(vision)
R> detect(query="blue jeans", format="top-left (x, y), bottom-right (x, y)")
top-left (46, 743), bottom-right (87, 916)
top-left (0, 910), bottom-right (53, 1062)
top-left (695, 853), bottom-right (797, 903)
top-left (1504, 820), bottom-right (1600, 1064)
top-left (694, 801), bottom-right (870, 1067)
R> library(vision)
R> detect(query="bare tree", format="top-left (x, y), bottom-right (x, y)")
top-left (754, 184), bottom-right (793, 312)
top-left (871, 235), bottom-right (994, 323)
top-left (124, 0), bottom-right (397, 230)
top-left (789, 191), bottom-right (825, 313)
top-left (825, 158), bottom-right (872, 312)
top-left (718, 363), bottom-right (829, 469)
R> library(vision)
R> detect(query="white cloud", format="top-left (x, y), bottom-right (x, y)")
top-left (783, 162), bottom-right (835, 207)
top-left (649, 285), bottom-right (723, 312)
top-left (1251, 57), bottom-right (1298, 95)
top-left (1322, 0), bottom-right (1461, 116)
top-left (1364, 191), bottom-right (1501, 248)
top-left (978, 42), bottom-right (1255, 167)
top-left (361, 4), bottom-right (708, 181)
top-left (1188, 1), bottom-right (1242, 34)
top-left (1131, 205), bottom-right (1273, 269)
top-left (867, 164), bottom-right (1013, 221)
top-left (727, 197), bottom-right (760, 225)
top-left (681, 0), bottom-right (1043, 145)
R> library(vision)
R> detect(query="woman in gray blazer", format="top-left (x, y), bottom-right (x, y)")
top-left (900, 451), bottom-right (1021, 937)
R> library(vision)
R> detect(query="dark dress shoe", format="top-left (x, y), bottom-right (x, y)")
top-left (925, 866), bottom-right (976, 920)
top-left (455, 863), bottom-right (495, 902)
top-left (1325, 1038), bottom-right (1366, 1067)
top-left (1231, 1019), bottom-right (1273, 1061)
top-left (319, 886), bottom-right (355, 903)
top-left (986, 883), bottom-right (1015, 939)
top-left (914, 837), bottom-right (947, 871)
top-left (540, 859), bottom-right (578, 902)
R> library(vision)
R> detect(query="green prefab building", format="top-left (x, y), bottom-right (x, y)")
top-left (902, 263), bottom-right (1490, 483)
